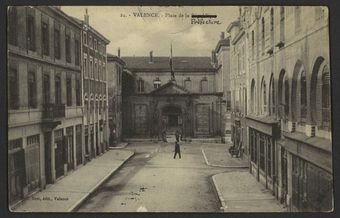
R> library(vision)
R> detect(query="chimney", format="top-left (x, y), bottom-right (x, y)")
top-left (84, 8), bottom-right (89, 25)
top-left (118, 48), bottom-right (120, 58)
top-left (149, 51), bottom-right (153, 63)
top-left (220, 32), bottom-right (225, 40)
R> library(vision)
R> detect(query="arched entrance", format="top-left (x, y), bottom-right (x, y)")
top-left (161, 105), bottom-right (182, 133)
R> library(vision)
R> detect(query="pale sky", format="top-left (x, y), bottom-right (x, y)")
top-left (61, 6), bottom-right (239, 57)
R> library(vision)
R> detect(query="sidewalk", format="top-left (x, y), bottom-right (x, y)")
top-left (201, 143), bottom-right (248, 168)
top-left (212, 172), bottom-right (287, 212)
top-left (12, 150), bottom-right (134, 212)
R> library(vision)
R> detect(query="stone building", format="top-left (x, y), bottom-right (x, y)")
top-left (229, 6), bottom-right (332, 211)
top-left (8, 6), bottom-right (83, 205)
top-left (227, 17), bottom-right (249, 158)
top-left (72, 10), bottom-right (110, 160)
top-left (121, 52), bottom-right (225, 139)
top-left (107, 52), bottom-right (125, 145)
top-left (214, 32), bottom-right (231, 139)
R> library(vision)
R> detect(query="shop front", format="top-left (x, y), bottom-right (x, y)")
top-left (246, 115), bottom-right (280, 196)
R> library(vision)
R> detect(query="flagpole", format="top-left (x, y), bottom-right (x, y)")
top-left (170, 42), bottom-right (175, 81)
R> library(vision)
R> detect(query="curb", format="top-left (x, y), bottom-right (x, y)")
top-left (67, 151), bottom-right (135, 212)
top-left (201, 149), bottom-right (249, 169)
top-left (211, 174), bottom-right (227, 212)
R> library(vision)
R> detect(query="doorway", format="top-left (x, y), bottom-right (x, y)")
top-left (162, 105), bottom-right (182, 133)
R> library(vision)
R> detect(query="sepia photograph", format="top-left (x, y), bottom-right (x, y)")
top-left (6, 5), bottom-right (333, 213)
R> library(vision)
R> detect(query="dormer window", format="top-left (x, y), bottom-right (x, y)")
top-left (154, 77), bottom-right (161, 89)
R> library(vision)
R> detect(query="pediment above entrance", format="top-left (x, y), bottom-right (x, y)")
top-left (150, 80), bottom-right (189, 95)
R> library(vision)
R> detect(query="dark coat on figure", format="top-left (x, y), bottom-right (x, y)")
top-left (175, 142), bottom-right (180, 152)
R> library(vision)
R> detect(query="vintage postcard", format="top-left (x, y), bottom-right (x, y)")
top-left (7, 5), bottom-right (332, 212)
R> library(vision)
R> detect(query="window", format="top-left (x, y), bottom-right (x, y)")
top-left (28, 71), bottom-right (37, 108)
top-left (89, 58), bottom-right (93, 78)
top-left (103, 63), bottom-right (106, 80)
top-left (251, 79), bottom-right (256, 114)
top-left (27, 134), bottom-right (40, 146)
top-left (322, 69), bottom-right (330, 127)
top-left (267, 139), bottom-right (272, 178)
top-left (200, 77), bottom-right (208, 92)
top-left (8, 67), bottom-right (19, 109)
top-left (84, 55), bottom-right (87, 77)
top-left (55, 74), bottom-right (61, 104)
top-left (8, 7), bottom-right (18, 46)
top-left (66, 76), bottom-right (72, 106)
top-left (75, 38), bottom-right (80, 66)
top-left (54, 27), bottom-right (60, 59)
top-left (42, 21), bottom-right (49, 56)
top-left (137, 79), bottom-right (144, 93)
top-left (295, 6), bottom-right (301, 33)
top-left (280, 6), bottom-right (285, 41)
top-left (89, 35), bottom-right (92, 48)
top-left (250, 129), bottom-right (257, 163)
top-left (251, 30), bottom-right (254, 59)
top-left (94, 60), bottom-right (97, 79)
top-left (65, 33), bottom-right (71, 63)
top-left (83, 32), bottom-right (87, 45)
top-left (98, 62), bottom-right (102, 81)
top-left (27, 14), bottom-right (35, 51)
top-left (153, 77), bottom-right (161, 89)
top-left (284, 78), bottom-right (290, 117)
top-left (76, 78), bottom-right (81, 106)
top-left (261, 17), bottom-right (265, 51)
top-left (262, 79), bottom-right (267, 114)
top-left (94, 39), bottom-right (97, 50)
top-left (259, 135), bottom-right (265, 171)
top-left (43, 74), bottom-right (50, 105)
top-left (300, 71), bottom-right (307, 121)
top-left (269, 75), bottom-right (275, 115)
top-left (270, 8), bottom-right (274, 32)
top-left (184, 77), bottom-right (191, 91)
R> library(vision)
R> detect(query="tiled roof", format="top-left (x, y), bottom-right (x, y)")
top-left (121, 56), bottom-right (216, 72)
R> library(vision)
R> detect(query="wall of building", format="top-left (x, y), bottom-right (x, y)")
top-left (228, 6), bottom-right (332, 212)
top-left (7, 6), bottom-right (83, 206)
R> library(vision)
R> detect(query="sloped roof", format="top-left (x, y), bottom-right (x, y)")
top-left (150, 80), bottom-right (189, 95)
top-left (121, 56), bottom-right (216, 72)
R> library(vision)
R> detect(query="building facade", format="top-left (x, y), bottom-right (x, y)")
top-left (8, 6), bottom-right (83, 205)
top-left (121, 53), bottom-right (225, 139)
top-left (227, 20), bottom-right (249, 157)
top-left (228, 6), bottom-right (332, 211)
top-left (73, 11), bottom-right (110, 160)
top-left (214, 33), bottom-right (231, 139)
top-left (107, 53), bottom-right (125, 145)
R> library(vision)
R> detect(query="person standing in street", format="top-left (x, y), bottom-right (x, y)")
top-left (173, 141), bottom-right (181, 159)
top-left (175, 129), bottom-right (180, 142)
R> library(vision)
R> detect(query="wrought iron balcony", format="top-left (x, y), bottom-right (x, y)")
top-left (43, 103), bottom-right (65, 120)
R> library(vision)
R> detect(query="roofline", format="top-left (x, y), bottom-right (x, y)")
top-left (107, 54), bottom-right (126, 65)
top-left (128, 68), bottom-right (216, 73)
top-left (226, 20), bottom-right (240, 33)
top-left (215, 38), bottom-right (230, 53)
top-left (46, 6), bottom-right (82, 29)
top-left (69, 15), bottom-right (110, 44)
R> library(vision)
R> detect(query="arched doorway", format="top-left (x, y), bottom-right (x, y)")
top-left (161, 105), bottom-right (182, 133)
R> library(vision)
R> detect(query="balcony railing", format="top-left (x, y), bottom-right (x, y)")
top-left (43, 103), bottom-right (65, 120)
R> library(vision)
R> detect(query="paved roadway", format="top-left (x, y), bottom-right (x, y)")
top-left (77, 140), bottom-right (240, 212)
